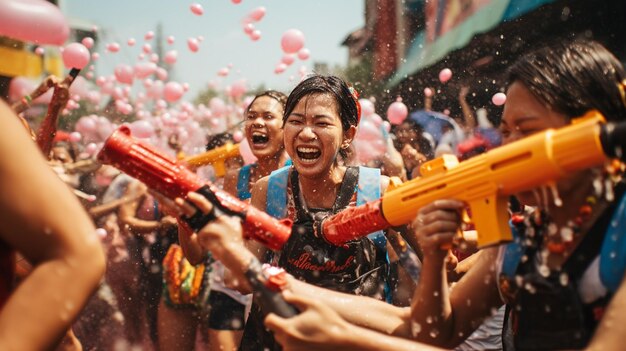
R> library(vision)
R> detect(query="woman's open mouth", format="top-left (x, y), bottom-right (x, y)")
top-left (296, 146), bottom-right (321, 164)
top-left (251, 131), bottom-right (269, 146)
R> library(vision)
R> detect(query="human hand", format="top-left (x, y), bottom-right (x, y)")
top-left (412, 199), bottom-right (465, 264)
top-left (401, 144), bottom-right (427, 171)
top-left (265, 291), bottom-right (350, 351)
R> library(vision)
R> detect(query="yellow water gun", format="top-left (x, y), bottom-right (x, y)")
top-left (183, 143), bottom-right (240, 177)
top-left (322, 111), bottom-right (626, 248)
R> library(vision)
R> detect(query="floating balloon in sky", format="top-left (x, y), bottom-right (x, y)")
top-left (274, 63), bottom-right (287, 74)
top-left (167, 35), bottom-right (175, 44)
top-left (142, 43), bottom-right (152, 54)
top-left (248, 6), bottom-right (266, 22)
top-left (492, 92), bottom-right (507, 106)
top-left (62, 43), bottom-right (90, 69)
top-left (127, 38), bottom-right (136, 46)
top-left (187, 38), bottom-right (199, 52)
top-left (106, 42), bottom-right (120, 53)
top-left (387, 97), bottom-right (408, 125)
top-left (91, 52), bottom-right (99, 61)
top-left (250, 30), bottom-right (261, 41)
top-left (82, 37), bottom-right (94, 49)
top-left (134, 62), bottom-right (157, 79)
top-left (164, 81), bottom-right (184, 102)
top-left (438, 68), bottom-right (452, 83)
top-left (232, 0), bottom-right (242, 4)
top-left (190, 3), bottom-right (203, 15)
top-left (145, 31), bottom-right (154, 40)
top-left (281, 54), bottom-right (295, 66)
top-left (230, 80), bottom-right (247, 98)
top-left (243, 23), bottom-right (254, 35)
top-left (297, 48), bottom-right (310, 60)
top-left (114, 64), bottom-right (134, 85)
top-left (164, 50), bottom-right (178, 65)
top-left (281, 29), bottom-right (305, 54)
top-left (217, 68), bottom-right (229, 77)
top-left (0, 0), bottom-right (69, 45)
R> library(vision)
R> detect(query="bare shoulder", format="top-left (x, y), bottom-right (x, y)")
top-left (250, 175), bottom-right (270, 211)
top-left (223, 168), bottom-right (240, 196)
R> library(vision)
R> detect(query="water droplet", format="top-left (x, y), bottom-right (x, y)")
top-left (426, 316), bottom-right (433, 324)
top-left (466, 299), bottom-right (472, 306)
top-left (610, 251), bottom-right (617, 259)
top-left (559, 273), bottom-right (569, 286)
top-left (429, 329), bottom-right (440, 338)
top-left (544, 304), bottom-right (551, 313)
top-left (561, 227), bottom-right (574, 242)
top-left (433, 291), bottom-right (439, 297)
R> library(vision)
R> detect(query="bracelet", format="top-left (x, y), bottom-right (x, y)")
top-left (21, 95), bottom-right (32, 105)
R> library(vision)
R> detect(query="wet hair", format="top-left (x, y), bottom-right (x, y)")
top-left (206, 132), bottom-right (233, 151)
top-left (283, 74), bottom-right (359, 132)
top-left (507, 40), bottom-right (626, 123)
top-left (246, 90), bottom-right (288, 114)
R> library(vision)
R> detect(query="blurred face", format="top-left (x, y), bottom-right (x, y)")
top-left (395, 122), bottom-right (420, 147)
top-left (51, 146), bottom-right (72, 164)
top-left (284, 93), bottom-right (355, 178)
top-left (501, 81), bottom-right (571, 206)
top-left (245, 95), bottom-right (285, 159)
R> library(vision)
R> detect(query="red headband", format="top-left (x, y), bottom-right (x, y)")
top-left (348, 85), bottom-right (361, 125)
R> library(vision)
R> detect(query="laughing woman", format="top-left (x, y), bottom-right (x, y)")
top-left (237, 75), bottom-right (398, 350)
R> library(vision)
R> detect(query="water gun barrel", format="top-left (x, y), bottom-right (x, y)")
top-left (97, 126), bottom-right (292, 251)
top-left (323, 111), bottom-right (624, 248)
top-left (183, 143), bottom-right (240, 177)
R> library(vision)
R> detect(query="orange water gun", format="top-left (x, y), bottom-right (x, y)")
top-left (183, 143), bottom-right (240, 177)
top-left (322, 111), bottom-right (626, 248)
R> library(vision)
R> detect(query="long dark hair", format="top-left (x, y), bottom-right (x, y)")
top-left (507, 40), bottom-right (626, 123)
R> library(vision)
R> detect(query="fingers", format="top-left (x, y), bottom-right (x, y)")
top-left (264, 313), bottom-right (287, 333)
top-left (174, 197), bottom-right (197, 217)
top-left (186, 192), bottom-right (214, 214)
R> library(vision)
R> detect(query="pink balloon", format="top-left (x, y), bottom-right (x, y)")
top-left (145, 31), bottom-right (154, 40)
top-left (250, 30), bottom-right (261, 41)
top-left (187, 38), bottom-right (199, 52)
top-left (233, 130), bottom-right (244, 142)
top-left (281, 29), bottom-right (305, 54)
top-left (8, 77), bottom-right (35, 102)
top-left (232, 0), bottom-right (242, 4)
top-left (75, 117), bottom-right (97, 134)
top-left (85, 143), bottom-right (98, 155)
top-left (190, 3), bottom-right (203, 15)
top-left (62, 43), bottom-right (90, 69)
top-left (142, 43), bottom-right (152, 54)
top-left (164, 50), bottom-right (178, 65)
top-left (156, 67), bottom-right (168, 81)
top-left (149, 53), bottom-right (159, 63)
top-left (248, 6), bottom-right (266, 22)
top-left (0, 0), bottom-right (69, 45)
top-left (243, 23), bottom-right (254, 35)
top-left (127, 38), bottom-right (136, 46)
top-left (230, 80), bottom-right (247, 98)
top-left (274, 63), bottom-right (287, 74)
top-left (91, 52), bottom-right (100, 61)
top-left (297, 48), bottom-right (310, 60)
top-left (129, 120), bottom-right (155, 139)
top-left (438, 68), bottom-right (452, 83)
top-left (34, 47), bottom-right (44, 55)
top-left (167, 35), bottom-right (175, 44)
top-left (492, 92), bottom-right (507, 106)
top-left (210, 97), bottom-right (226, 116)
top-left (217, 68), bottom-right (229, 77)
top-left (281, 54), bottom-right (295, 66)
top-left (359, 99), bottom-right (375, 117)
top-left (95, 228), bottom-right (107, 239)
top-left (357, 120), bottom-right (381, 142)
top-left (81, 37), bottom-right (94, 49)
top-left (163, 81), bottom-right (184, 102)
top-left (424, 87), bottom-right (434, 97)
top-left (239, 138), bottom-right (257, 165)
top-left (69, 131), bottom-right (82, 143)
top-left (387, 98), bottom-right (408, 125)
top-left (106, 42), bottom-right (120, 53)
top-left (114, 64), bottom-right (134, 85)
top-left (134, 62), bottom-right (157, 79)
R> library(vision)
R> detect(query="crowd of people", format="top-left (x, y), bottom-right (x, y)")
top-left (1, 38), bottom-right (625, 351)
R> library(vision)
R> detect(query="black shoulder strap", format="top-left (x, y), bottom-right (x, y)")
top-left (331, 166), bottom-right (359, 213)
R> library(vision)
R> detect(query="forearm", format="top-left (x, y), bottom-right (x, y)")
top-left (0, 251), bottom-right (103, 350)
top-left (289, 278), bottom-right (411, 336)
top-left (411, 257), bottom-right (455, 346)
top-left (178, 223), bottom-right (206, 265)
top-left (335, 323), bottom-right (447, 351)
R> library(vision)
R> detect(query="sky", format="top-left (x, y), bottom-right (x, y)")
top-left (61, 0), bottom-right (365, 100)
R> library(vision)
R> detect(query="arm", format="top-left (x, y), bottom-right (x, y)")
top-left (410, 200), bottom-right (503, 348)
top-left (118, 182), bottom-right (163, 234)
top-left (247, 176), bottom-right (271, 263)
top-left (380, 138), bottom-right (407, 181)
top-left (88, 192), bottom-right (143, 219)
top-left (0, 101), bottom-right (105, 350)
top-left (587, 270), bottom-right (626, 350)
top-left (222, 168), bottom-right (239, 197)
top-left (36, 79), bottom-right (71, 158)
top-left (458, 86), bottom-right (476, 131)
top-left (265, 292), bottom-right (446, 351)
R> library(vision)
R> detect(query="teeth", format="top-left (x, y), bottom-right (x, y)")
top-left (252, 131), bottom-right (267, 137)
top-left (297, 147), bottom-right (319, 153)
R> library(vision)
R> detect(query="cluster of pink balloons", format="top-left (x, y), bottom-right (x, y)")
top-left (242, 6), bottom-right (265, 41)
top-left (353, 99), bottom-right (389, 164)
